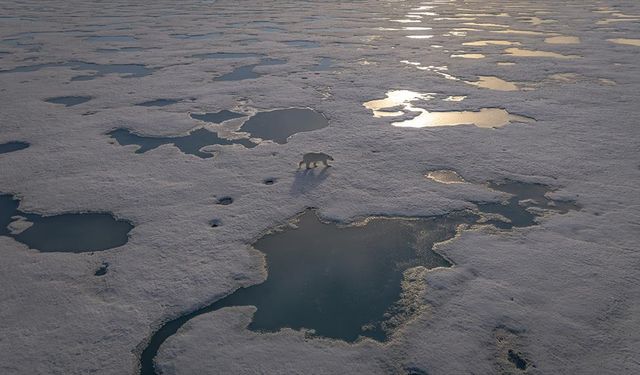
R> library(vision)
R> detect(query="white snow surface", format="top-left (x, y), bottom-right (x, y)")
top-left (0, 0), bottom-right (639, 374)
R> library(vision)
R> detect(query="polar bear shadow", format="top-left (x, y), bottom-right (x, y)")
top-left (290, 167), bottom-right (330, 196)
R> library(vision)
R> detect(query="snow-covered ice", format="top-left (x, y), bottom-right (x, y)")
top-left (1, 0), bottom-right (639, 374)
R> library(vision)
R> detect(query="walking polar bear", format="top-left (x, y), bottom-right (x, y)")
top-left (298, 152), bottom-right (334, 169)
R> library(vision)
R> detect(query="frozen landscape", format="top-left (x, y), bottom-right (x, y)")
top-left (0, 0), bottom-right (639, 374)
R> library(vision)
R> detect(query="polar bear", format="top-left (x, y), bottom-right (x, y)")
top-left (298, 152), bottom-right (334, 169)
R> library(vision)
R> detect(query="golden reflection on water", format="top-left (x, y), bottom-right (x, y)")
top-left (598, 78), bottom-right (617, 86)
top-left (394, 108), bottom-right (532, 128)
top-left (434, 17), bottom-right (476, 21)
top-left (608, 38), bottom-right (640, 47)
top-left (549, 73), bottom-right (581, 82)
top-left (363, 90), bottom-right (534, 129)
top-left (443, 96), bottom-right (467, 102)
top-left (456, 13), bottom-right (510, 18)
top-left (463, 40), bottom-right (520, 46)
top-left (492, 29), bottom-right (549, 36)
top-left (410, 12), bottom-right (438, 16)
top-left (548, 73), bottom-right (617, 86)
top-left (451, 53), bottom-right (486, 59)
top-left (593, 7), bottom-right (640, 24)
top-left (463, 22), bottom-right (509, 28)
top-left (426, 170), bottom-right (466, 184)
top-left (391, 19), bottom-right (421, 23)
top-left (597, 18), bottom-right (640, 25)
top-left (519, 16), bottom-right (555, 26)
top-left (406, 35), bottom-right (434, 39)
top-left (593, 8), bottom-right (616, 14)
top-left (401, 61), bottom-right (460, 81)
top-left (466, 76), bottom-right (519, 91)
top-left (364, 90), bottom-right (433, 118)
top-left (401, 59), bottom-right (519, 91)
top-left (504, 47), bottom-right (580, 59)
top-left (544, 36), bottom-right (580, 44)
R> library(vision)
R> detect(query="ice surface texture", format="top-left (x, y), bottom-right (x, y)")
top-left (0, 0), bottom-right (639, 375)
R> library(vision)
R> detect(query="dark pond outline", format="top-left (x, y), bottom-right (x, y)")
top-left (0, 60), bottom-right (155, 80)
top-left (238, 107), bottom-right (329, 144)
top-left (213, 57), bottom-right (287, 81)
top-left (107, 127), bottom-right (258, 159)
top-left (189, 110), bottom-right (247, 123)
top-left (0, 141), bottom-right (29, 154)
top-left (138, 208), bottom-right (473, 375)
top-left (310, 57), bottom-right (336, 71)
top-left (45, 96), bottom-right (92, 107)
top-left (136, 99), bottom-right (181, 107)
top-left (136, 180), bottom-right (580, 375)
top-left (0, 193), bottom-right (133, 253)
top-left (475, 180), bottom-right (581, 229)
